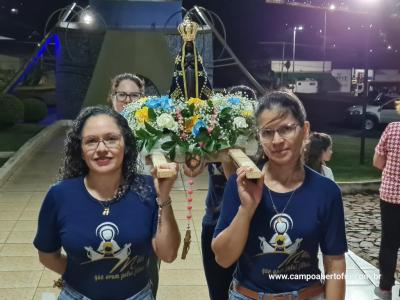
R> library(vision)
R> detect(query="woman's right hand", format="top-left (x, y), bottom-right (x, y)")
top-left (236, 167), bottom-right (264, 215)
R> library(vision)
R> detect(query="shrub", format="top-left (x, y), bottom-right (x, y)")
top-left (22, 98), bottom-right (48, 123)
top-left (0, 94), bottom-right (24, 127)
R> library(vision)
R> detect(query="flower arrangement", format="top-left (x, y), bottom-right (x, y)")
top-left (121, 93), bottom-right (257, 161)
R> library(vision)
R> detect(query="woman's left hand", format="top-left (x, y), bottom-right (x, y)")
top-left (152, 163), bottom-right (179, 199)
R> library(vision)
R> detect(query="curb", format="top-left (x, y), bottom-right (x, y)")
top-left (0, 120), bottom-right (72, 188)
top-left (338, 180), bottom-right (381, 195)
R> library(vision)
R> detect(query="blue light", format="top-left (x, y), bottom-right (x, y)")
top-left (7, 34), bottom-right (61, 93)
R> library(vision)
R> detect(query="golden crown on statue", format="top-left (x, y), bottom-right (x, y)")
top-left (178, 18), bottom-right (199, 42)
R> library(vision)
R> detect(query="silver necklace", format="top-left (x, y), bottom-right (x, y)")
top-left (267, 186), bottom-right (296, 215)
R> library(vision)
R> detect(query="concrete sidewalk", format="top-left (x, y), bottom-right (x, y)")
top-left (0, 124), bottom-right (398, 299)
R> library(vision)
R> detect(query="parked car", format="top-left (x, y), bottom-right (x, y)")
top-left (346, 93), bottom-right (400, 130)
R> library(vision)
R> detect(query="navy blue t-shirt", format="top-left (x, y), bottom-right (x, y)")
top-left (33, 176), bottom-right (158, 300)
top-left (203, 163), bottom-right (227, 226)
top-left (214, 166), bottom-right (347, 293)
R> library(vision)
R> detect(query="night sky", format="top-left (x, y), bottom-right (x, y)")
top-left (0, 0), bottom-right (399, 70)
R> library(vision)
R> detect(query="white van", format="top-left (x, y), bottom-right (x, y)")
top-left (290, 79), bottom-right (318, 94)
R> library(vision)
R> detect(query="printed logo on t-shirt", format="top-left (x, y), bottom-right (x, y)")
top-left (81, 222), bottom-right (146, 281)
top-left (258, 213), bottom-right (303, 255)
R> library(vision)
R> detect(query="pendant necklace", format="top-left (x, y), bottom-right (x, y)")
top-left (266, 185), bottom-right (296, 216)
top-left (85, 177), bottom-right (125, 216)
top-left (96, 185), bottom-right (125, 216)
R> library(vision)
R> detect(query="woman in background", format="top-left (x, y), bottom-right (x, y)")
top-left (107, 73), bottom-right (161, 298)
top-left (304, 132), bottom-right (334, 180)
top-left (108, 73), bottom-right (145, 113)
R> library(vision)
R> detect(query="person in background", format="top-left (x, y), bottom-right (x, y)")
top-left (212, 91), bottom-right (347, 300)
top-left (108, 73), bottom-right (145, 113)
top-left (373, 121), bottom-right (400, 300)
top-left (184, 86), bottom-right (257, 300)
top-left (34, 106), bottom-right (180, 300)
top-left (107, 73), bottom-right (161, 298)
top-left (304, 132), bottom-right (334, 180)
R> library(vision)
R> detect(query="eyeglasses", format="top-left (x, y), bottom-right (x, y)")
top-left (258, 123), bottom-right (300, 142)
top-left (113, 91), bottom-right (143, 103)
top-left (82, 134), bottom-right (122, 151)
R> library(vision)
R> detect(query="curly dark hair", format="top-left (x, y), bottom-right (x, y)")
top-left (59, 106), bottom-right (150, 199)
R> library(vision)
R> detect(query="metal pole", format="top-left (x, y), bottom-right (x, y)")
top-left (323, 10), bottom-right (327, 72)
top-left (281, 42), bottom-right (285, 86)
top-left (360, 27), bottom-right (370, 165)
top-left (292, 28), bottom-right (296, 73)
top-left (193, 6), bottom-right (266, 95)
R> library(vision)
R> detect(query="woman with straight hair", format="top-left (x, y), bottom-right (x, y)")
top-left (212, 91), bottom-right (347, 300)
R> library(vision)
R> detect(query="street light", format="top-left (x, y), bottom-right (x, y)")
top-left (292, 25), bottom-right (303, 73)
top-left (323, 4), bottom-right (336, 72)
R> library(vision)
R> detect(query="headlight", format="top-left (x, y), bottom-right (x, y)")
top-left (349, 110), bottom-right (361, 115)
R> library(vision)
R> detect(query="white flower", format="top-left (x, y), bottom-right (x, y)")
top-left (156, 113), bottom-right (178, 132)
top-left (233, 116), bottom-right (248, 129)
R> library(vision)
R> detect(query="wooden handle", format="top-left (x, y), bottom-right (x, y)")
top-left (151, 153), bottom-right (176, 178)
top-left (228, 149), bottom-right (262, 179)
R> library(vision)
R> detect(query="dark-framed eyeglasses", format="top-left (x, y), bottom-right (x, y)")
top-left (258, 123), bottom-right (300, 142)
top-left (81, 133), bottom-right (122, 151)
top-left (113, 91), bottom-right (143, 103)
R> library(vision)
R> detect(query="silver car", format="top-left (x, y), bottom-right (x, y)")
top-left (347, 93), bottom-right (400, 130)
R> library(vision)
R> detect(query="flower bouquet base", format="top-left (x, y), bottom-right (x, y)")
top-left (147, 148), bottom-right (262, 179)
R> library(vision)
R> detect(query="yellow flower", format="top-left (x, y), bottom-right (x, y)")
top-left (184, 115), bottom-right (199, 133)
top-left (187, 97), bottom-right (206, 107)
top-left (135, 107), bottom-right (149, 124)
top-left (241, 110), bottom-right (253, 118)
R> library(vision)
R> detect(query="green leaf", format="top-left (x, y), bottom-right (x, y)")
top-left (169, 147), bottom-right (176, 161)
top-left (196, 128), bottom-right (210, 143)
top-left (181, 108), bottom-right (191, 118)
top-left (188, 103), bottom-right (195, 115)
top-left (161, 140), bottom-right (177, 151)
top-left (148, 108), bottom-right (157, 120)
top-left (137, 140), bottom-right (145, 151)
top-left (204, 140), bottom-right (215, 153)
top-left (211, 126), bottom-right (221, 139)
top-left (178, 140), bottom-right (189, 152)
top-left (144, 122), bottom-right (162, 135)
top-left (145, 137), bottom-right (158, 152)
top-left (229, 132), bottom-right (238, 146)
top-left (135, 128), bottom-right (150, 140)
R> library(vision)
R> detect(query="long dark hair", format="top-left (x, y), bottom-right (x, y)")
top-left (304, 132), bottom-right (332, 173)
top-left (59, 106), bottom-right (151, 198)
top-left (255, 90), bottom-right (306, 126)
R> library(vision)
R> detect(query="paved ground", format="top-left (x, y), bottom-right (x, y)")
top-left (343, 193), bottom-right (400, 279)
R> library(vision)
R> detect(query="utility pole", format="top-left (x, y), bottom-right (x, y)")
top-left (281, 42), bottom-right (285, 86)
top-left (360, 25), bottom-right (371, 165)
top-left (322, 10), bottom-right (327, 72)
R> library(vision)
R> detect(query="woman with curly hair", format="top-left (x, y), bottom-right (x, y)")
top-left (34, 106), bottom-right (180, 300)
